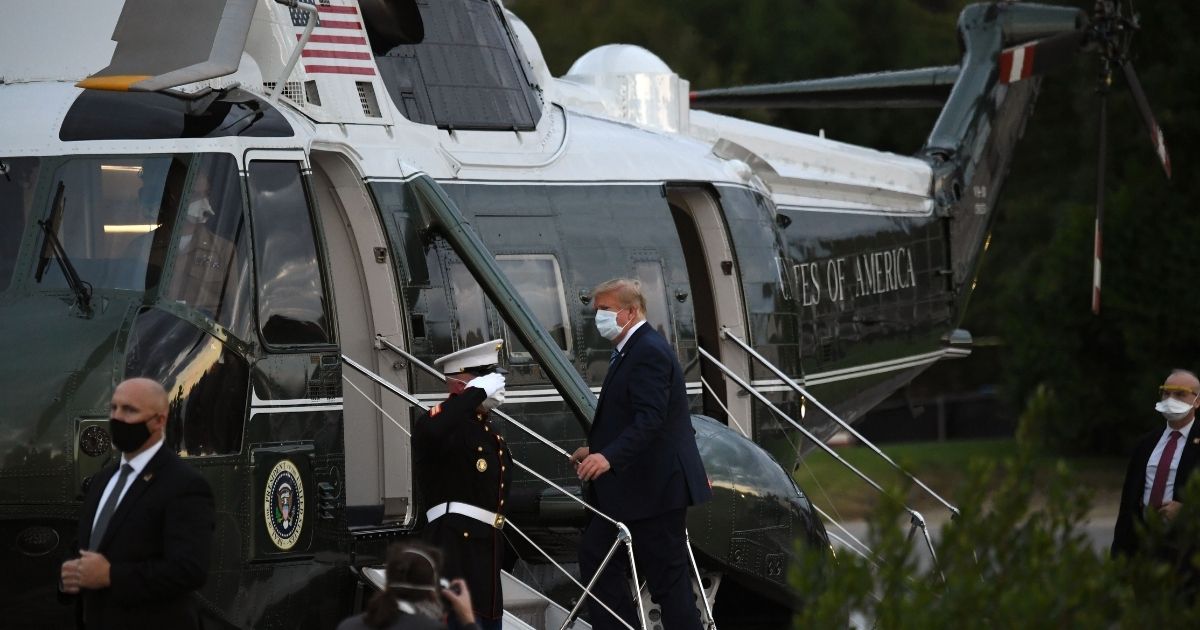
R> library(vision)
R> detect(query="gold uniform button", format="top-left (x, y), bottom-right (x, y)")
top-left (477, 446), bottom-right (483, 452)
top-left (463, 532), bottom-right (469, 538)
top-left (476, 458), bottom-right (488, 473)
top-left (498, 449), bottom-right (504, 456)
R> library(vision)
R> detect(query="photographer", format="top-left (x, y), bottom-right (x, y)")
top-left (337, 543), bottom-right (478, 630)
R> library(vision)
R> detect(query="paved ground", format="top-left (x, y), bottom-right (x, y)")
top-left (828, 503), bottom-right (1120, 572)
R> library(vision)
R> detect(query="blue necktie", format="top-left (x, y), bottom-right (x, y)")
top-left (609, 349), bottom-right (620, 365)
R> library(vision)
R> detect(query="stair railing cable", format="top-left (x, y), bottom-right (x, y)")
top-left (695, 346), bottom-right (943, 581)
top-left (719, 326), bottom-right (960, 519)
top-left (340, 354), bottom-right (646, 630)
top-left (376, 336), bottom-right (571, 458)
top-left (373, 338), bottom-right (718, 629)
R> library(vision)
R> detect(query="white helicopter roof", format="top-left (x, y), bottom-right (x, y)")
top-left (1, 0), bottom-right (934, 215)
top-left (551, 43), bottom-right (934, 214)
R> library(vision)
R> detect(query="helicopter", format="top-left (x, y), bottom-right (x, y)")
top-left (0, 0), bottom-right (1168, 628)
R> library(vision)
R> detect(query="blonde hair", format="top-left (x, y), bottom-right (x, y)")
top-left (592, 278), bottom-right (646, 314)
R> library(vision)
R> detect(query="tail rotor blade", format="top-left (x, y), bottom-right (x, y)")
top-left (1120, 60), bottom-right (1171, 178)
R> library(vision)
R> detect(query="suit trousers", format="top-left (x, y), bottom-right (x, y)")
top-left (579, 508), bottom-right (702, 630)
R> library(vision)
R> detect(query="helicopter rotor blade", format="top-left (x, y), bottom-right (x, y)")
top-left (689, 65), bottom-right (959, 110)
top-left (998, 29), bottom-right (1087, 84)
top-left (1119, 59), bottom-right (1171, 178)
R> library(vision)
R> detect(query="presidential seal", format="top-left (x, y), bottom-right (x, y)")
top-left (264, 459), bottom-right (304, 551)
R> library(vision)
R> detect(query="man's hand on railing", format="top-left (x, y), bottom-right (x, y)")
top-left (576, 453), bottom-right (611, 481)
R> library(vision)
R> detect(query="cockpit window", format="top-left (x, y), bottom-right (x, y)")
top-left (0, 157), bottom-right (39, 292)
top-left (34, 155), bottom-right (183, 293)
top-left (162, 154), bottom-right (254, 339)
top-left (24, 154), bottom-right (253, 338)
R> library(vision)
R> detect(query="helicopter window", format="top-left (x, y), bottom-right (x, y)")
top-left (374, 0), bottom-right (541, 131)
top-left (447, 261), bottom-right (490, 348)
top-left (248, 161), bottom-right (334, 347)
top-left (634, 260), bottom-right (677, 348)
top-left (59, 89), bottom-right (293, 141)
top-left (124, 307), bottom-right (249, 457)
top-left (0, 157), bottom-right (39, 292)
top-left (495, 255), bottom-right (571, 360)
top-left (162, 154), bottom-right (254, 339)
top-left (33, 156), bottom-right (191, 293)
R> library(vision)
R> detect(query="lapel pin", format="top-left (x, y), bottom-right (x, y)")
top-left (142, 472), bottom-right (154, 482)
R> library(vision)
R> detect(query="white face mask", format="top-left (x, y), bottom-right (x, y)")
top-left (1155, 397), bottom-right (1195, 423)
top-left (595, 308), bottom-right (625, 340)
top-left (185, 198), bottom-right (214, 224)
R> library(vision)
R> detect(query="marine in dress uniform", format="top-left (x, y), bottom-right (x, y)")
top-left (413, 340), bottom-right (512, 630)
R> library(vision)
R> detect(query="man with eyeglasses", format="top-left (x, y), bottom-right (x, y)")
top-left (1112, 369), bottom-right (1200, 559)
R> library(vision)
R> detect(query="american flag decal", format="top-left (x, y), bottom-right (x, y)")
top-left (293, 0), bottom-right (376, 76)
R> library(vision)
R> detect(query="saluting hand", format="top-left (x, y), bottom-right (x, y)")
top-left (576, 453), bottom-right (611, 481)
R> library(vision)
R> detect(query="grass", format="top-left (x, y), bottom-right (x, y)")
top-left (791, 438), bottom-right (1126, 521)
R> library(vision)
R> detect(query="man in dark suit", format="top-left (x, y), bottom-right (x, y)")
top-left (571, 278), bottom-right (712, 630)
top-left (60, 378), bottom-right (215, 629)
top-left (1112, 369), bottom-right (1200, 568)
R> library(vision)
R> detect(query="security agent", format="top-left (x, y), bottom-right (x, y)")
top-left (412, 340), bottom-right (511, 630)
top-left (60, 378), bottom-right (215, 629)
top-left (1112, 369), bottom-right (1200, 571)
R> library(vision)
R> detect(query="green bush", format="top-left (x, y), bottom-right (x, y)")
top-left (793, 452), bottom-right (1200, 629)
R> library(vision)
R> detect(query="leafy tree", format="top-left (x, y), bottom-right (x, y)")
top-left (794, 455), bottom-right (1200, 628)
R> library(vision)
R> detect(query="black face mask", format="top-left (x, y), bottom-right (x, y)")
top-left (109, 418), bottom-right (152, 453)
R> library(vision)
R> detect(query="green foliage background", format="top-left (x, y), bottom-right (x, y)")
top-left (510, 0), bottom-right (1200, 456)
top-left (792, 455), bottom-right (1200, 628)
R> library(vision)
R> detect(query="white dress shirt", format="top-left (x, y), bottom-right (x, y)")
top-left (91, 436), bottom-right (165, 531)
top-left (615, 319), bottom-right (647, 354)
top-left (1143, 418), bottom-right (1195, 507)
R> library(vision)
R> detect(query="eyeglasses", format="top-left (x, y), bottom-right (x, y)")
top-left (1159, 386), bottom-right (1199, 400)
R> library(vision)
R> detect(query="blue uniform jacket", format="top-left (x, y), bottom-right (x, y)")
top-left (589, 323), bottom-right (712, 522)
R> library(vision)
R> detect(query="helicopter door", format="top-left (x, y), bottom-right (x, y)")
top-left (665, 186), bottom-right (752, 436)
top-left (309, 151), bottom-right (413, 526)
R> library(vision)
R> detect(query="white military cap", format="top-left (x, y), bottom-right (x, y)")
top-left (433, 339), bottom-right (505, 374)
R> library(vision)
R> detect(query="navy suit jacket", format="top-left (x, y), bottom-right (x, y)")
top-left (72, 446), bottom-right (215, 629)
top-left (589, 323), bottom-right (711, 522)
top-left (1112, 426), bottom-right (1200, 557)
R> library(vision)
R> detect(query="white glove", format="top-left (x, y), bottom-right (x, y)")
top-left (481, 390), bottom-right (505, 411)
top-left (466, 373), bottom-right (506, 397)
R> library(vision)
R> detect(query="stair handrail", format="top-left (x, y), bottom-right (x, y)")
top-left (718, 326), bottom-right (960, 518)
top-left (371, 339), bottom-right (718, 628)
top-left (340, 354), bottom-right (647, 630)
top-left (696, 346), bottom-right (943, 580)
top-left (376, 335), bottom-right (571, 458)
